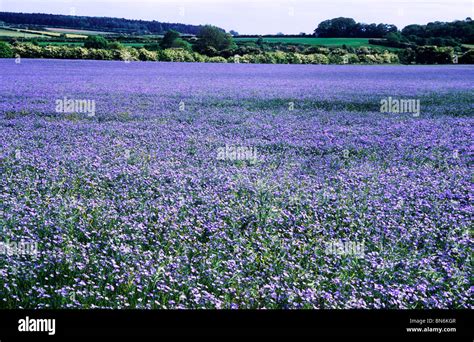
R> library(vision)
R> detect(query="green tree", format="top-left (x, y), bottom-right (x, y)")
top-left (0, 41), bottom-right (13, 58)
top-left (415, 46), bottom-right (454, 64)
top-left (459, 49), bottom-right (474, 64)
top-left (84, 35), bottom-right (109, 49)
top-left (315, 18), bottom-right (357, 37)
top-left (398, 48), bottom-right (416, 64)
top-left (107, 41), bottom-right (124, 50)
top-left (195, 25), bottom-right (235, 55)
top-left (171, 38), bottom-right (192, 51)
top-left (160, 30), bottom-right (180, 49)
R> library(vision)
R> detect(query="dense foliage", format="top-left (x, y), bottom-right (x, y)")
top-left (402, 18), bottom-right (474, 44)
top-left (194, 25), bottom-right (235, 55)
top-left (315, 17), bottom-right (474, 49)
top-left (159, 30), bottom-right (180, 49)
top-left (3, 41), bottom-right (406, 64)
top-left (0, 11), bottom-right (207, 35)
top-left (84, 35), bottom-right (109, 49)
top-left (0, 41), bottom-right (13, 57)
top-left (315, 17), bottom-right (398, 38)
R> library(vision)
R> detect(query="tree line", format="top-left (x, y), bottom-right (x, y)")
top-left (315, 17), bottom-right (398, 38)
top-left (0, 11), bottom-right (206, 35)
top-left (0, 39), bottom-right (402, 65)
top-left (315, 17), bottom-right (474, 46)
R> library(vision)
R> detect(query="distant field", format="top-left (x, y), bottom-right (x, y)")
top-left (235, 37), bottom-right (400, 50)
top-left (0, 26), bottom-right (90, 39)
top-left (0, 28), bottom-right (45, 38)
top-left (123, 42), bottom-right (147, 47)
top-left (21, 29), bottom-right (61, 37)
top-left (0, 27), bottom-right (63, 38)
top-left (37, 41), bottom-right (84, 46)
top-left (138, 34), bottom-right (164, 39)
top-left (36, 42), bottom-right (149, 47)
top-left (21, 28), bottom-right (88, 39)
top-left (46, 27), bottom-right (112, 37)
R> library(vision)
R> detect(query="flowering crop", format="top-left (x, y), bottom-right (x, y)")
top-left (0, 60), bottom-right (472, 309)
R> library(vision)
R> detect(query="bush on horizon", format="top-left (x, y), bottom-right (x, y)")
top-left (0, 41), bottom-right (13, 58)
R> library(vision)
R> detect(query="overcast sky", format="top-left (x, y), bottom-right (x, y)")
top-left (1, 0), bottom-right (472, 34)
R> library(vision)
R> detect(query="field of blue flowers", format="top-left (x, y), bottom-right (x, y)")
top-left (0, 60), bottom-right (472, 308)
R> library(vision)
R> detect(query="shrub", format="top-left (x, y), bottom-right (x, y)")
top-left (198, 46), bottom-right (219, 57)
top-left (379, 52), bottom-right (399, 64)
top-left (0, 41), bottom-right (13, 58)
top-left (87, 48), bottom-right (113, 60)
top-left (415, 46), bottom-right (454, 64)
top-left (68, 47), bottom-right (90, 59)
top-left (171, 38), bottom-right (192, 51)
top-left (235, 46), bottom-right (263, 56)
top-left (328, 54), bottom-right (347, 64)
top-left (192, 52), bottom-right (207, 62)
top-left (159, 48), bottom-right (195, 62)
top-left (218, 48), bottom-right (237, 58)
top-left (84, 35), bottom-right (109, 49)
top-left (111, 48), bottom-right (139, 61)
top-left (206, 56), bottom-right (227, 63)
top-left (270, 51), bottom-right (289, 64)
top-left (236, 54), bottom-right (252, 63)
top-left (398, 48), bottom-right (416, 64)
top-left (194, 25), bottom-right (235, 55)
top-left (108, 41), bottom-right (125, 50)
top-left (342, 53), bottom-right (360, 64)
top-left (358, 54), bottom-right (379, 64)
top-left (305, 54), bottom-right (330, 64)
top-left (314, 47), bottom-right (330, 55)
top-left (356, 47), bottom-right (370, 55)
top-left (12, 43), bottom-right (43, 58)
top-left (459, 50), bottom-right (474, 64)
top-left (143, 43), bottom-right (162, 51)
top-left (160, 30), bottom-right (180, 49)
top-left (330, 48), bottom-right (348, 56)
top-left (41, 45), bottom-right (62, 59)
top-left (137, 48), bottom-right (158, 61)
top-left (240, 53), bottom-right (273, 64)
top-left (287, 53), bottom-right (305, 64)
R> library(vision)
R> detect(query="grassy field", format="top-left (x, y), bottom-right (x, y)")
top-left (35, 41), bottom-right (149, 47)
top-left (0, 26), bottom-right (88, 39)
top-left (25, 28), bottom-right (87, 39)
top-left (0, 28), bottom-right (45, 38)
top-left (20, 29), bottom-right (61, 37)
top-left (36, 41), bottom-right (85, 46)
top-left (235, 37), bottom-right (402, 51)
top-left (235, 37), bottom-right (376, 47)
top-left (46, 27), bottom-right (113, 36)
